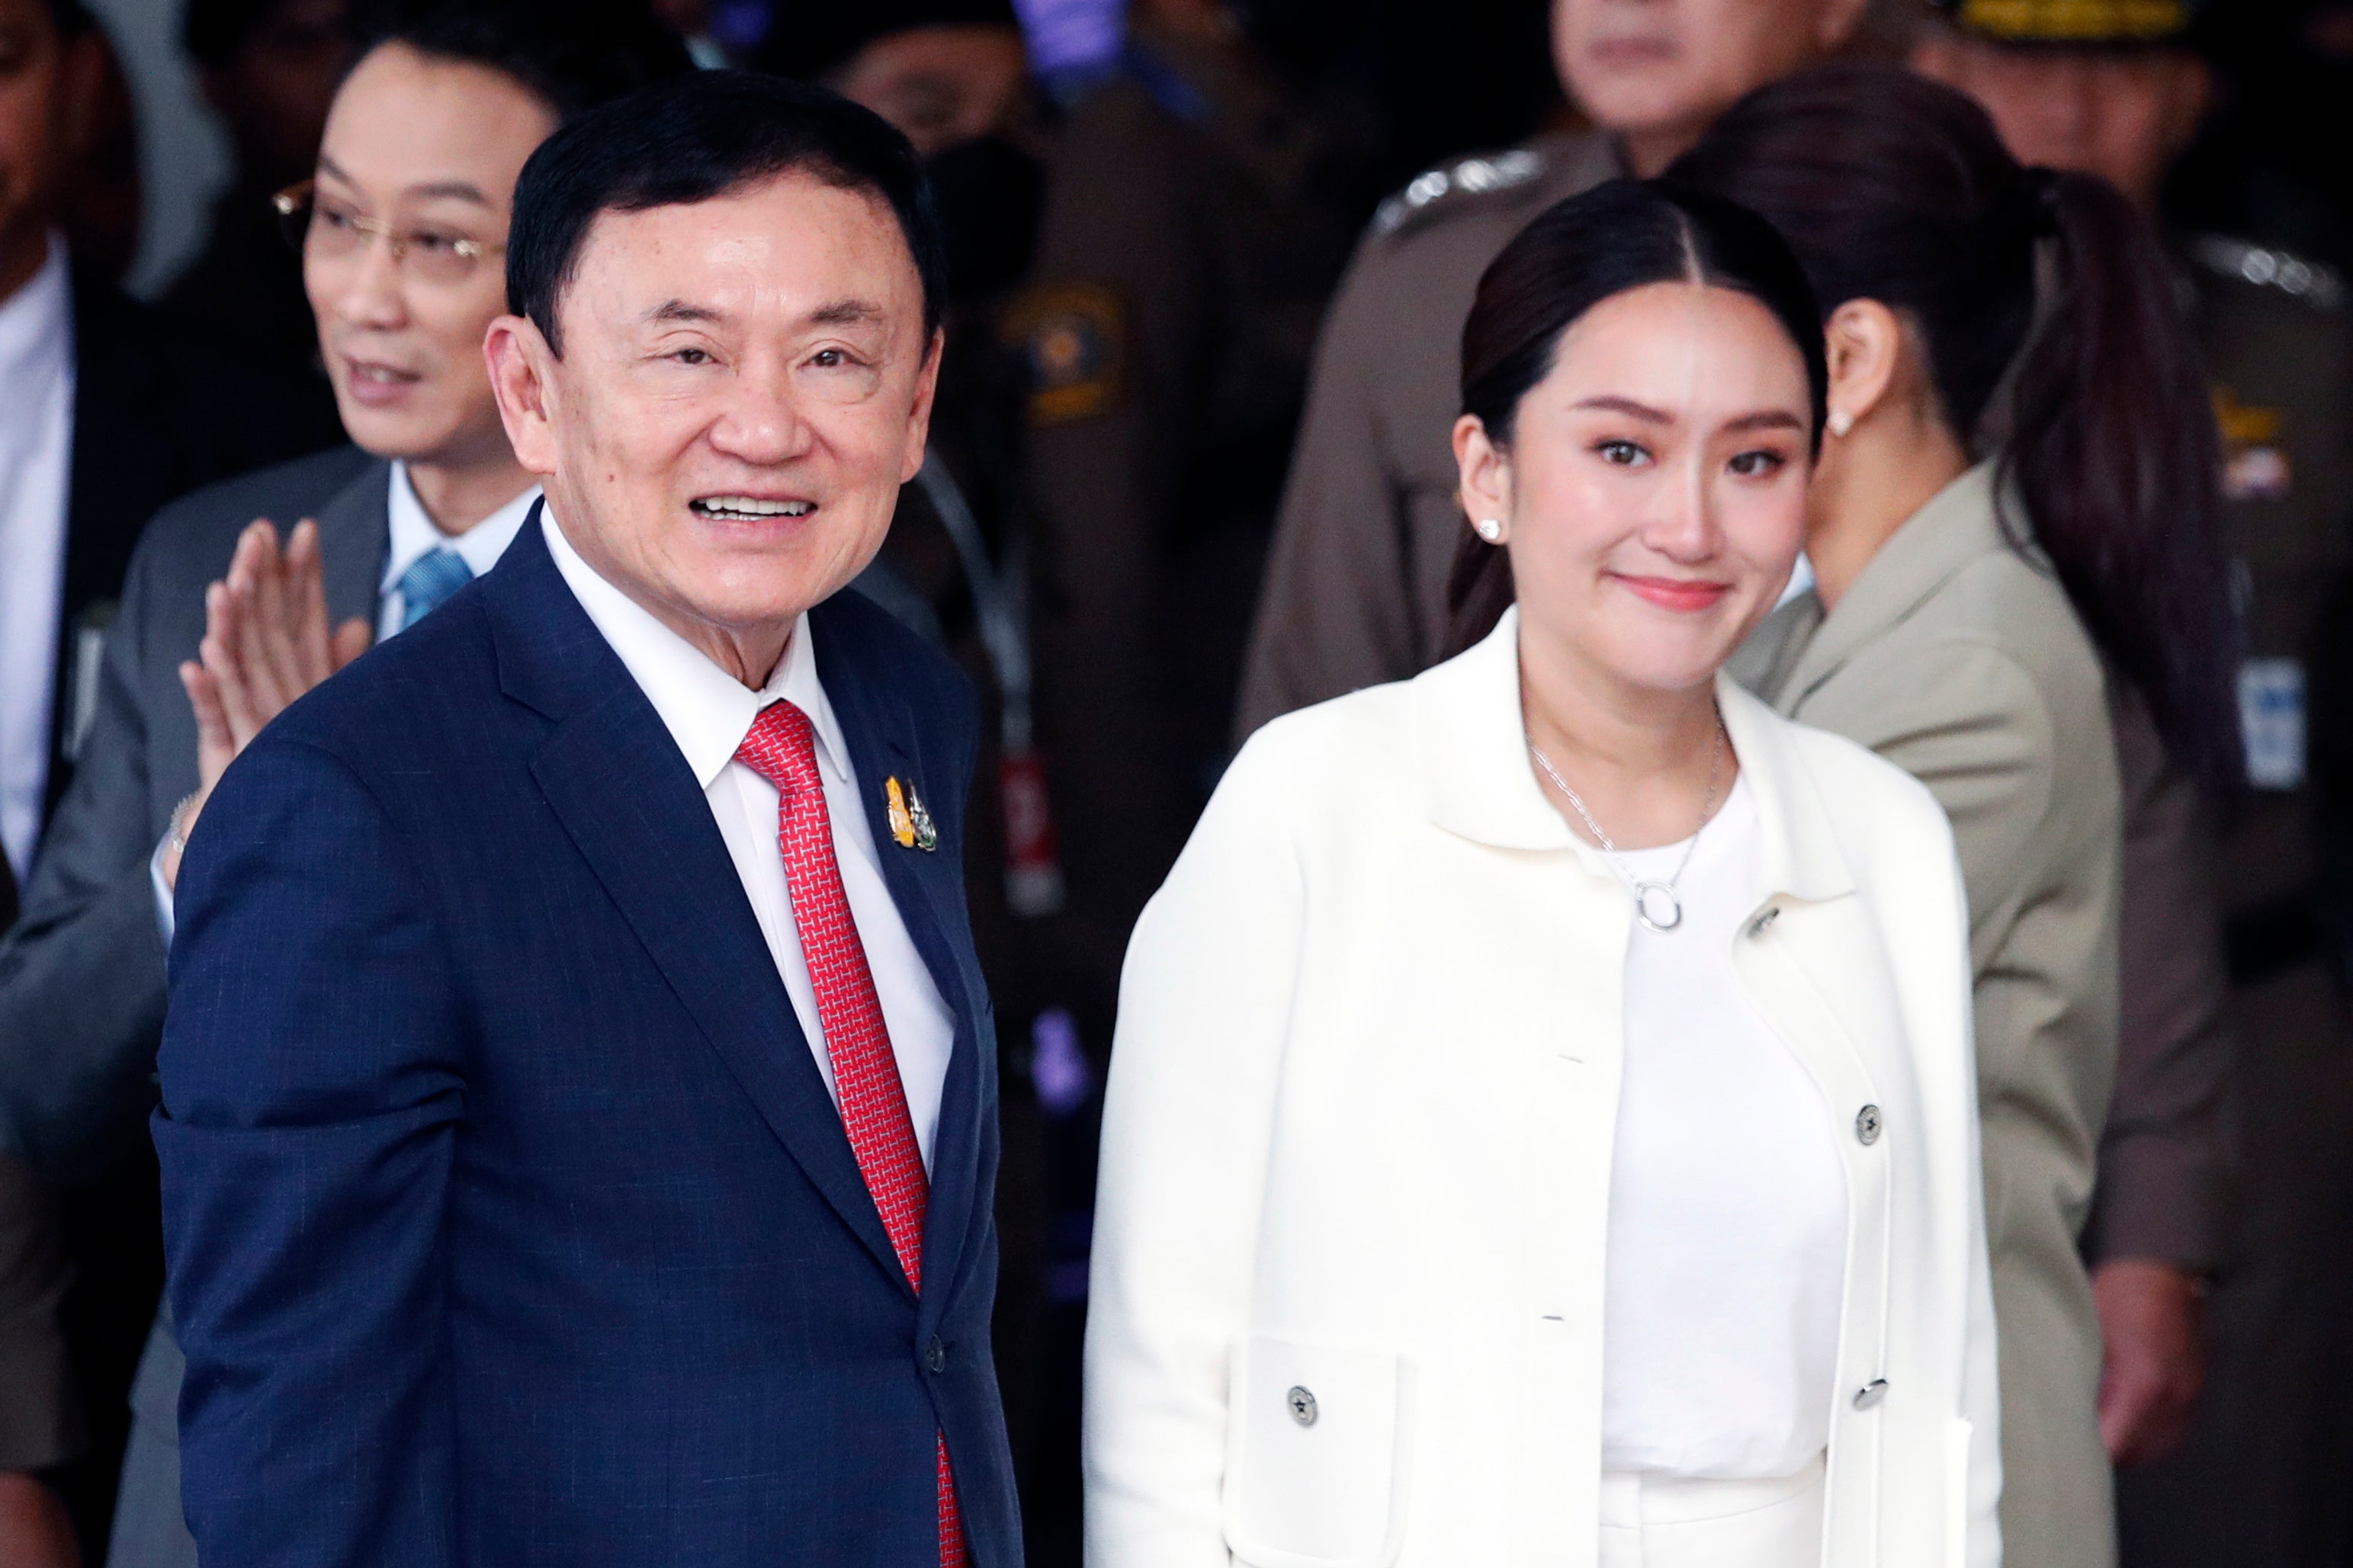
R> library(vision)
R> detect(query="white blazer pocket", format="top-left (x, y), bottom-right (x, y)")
top-left (1222, 1333), bottom-right (1413, 1568)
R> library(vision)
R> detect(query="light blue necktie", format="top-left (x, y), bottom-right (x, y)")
top-left (393, 547), bottom-right (473, 631)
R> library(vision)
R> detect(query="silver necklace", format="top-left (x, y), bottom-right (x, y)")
top-left (1529, 719), bottom-right (1725, 935)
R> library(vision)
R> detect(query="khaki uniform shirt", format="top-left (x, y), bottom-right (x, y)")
top-left (1234, 129), bottom-right (1625, 739)
top-left (1739, 463), bottom-right (2120, 1568)
top-left (1014, 30), bottom-right (1374, 1018)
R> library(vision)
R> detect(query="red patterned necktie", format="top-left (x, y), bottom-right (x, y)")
top-left (734, 700), bottom-right (967, 1568)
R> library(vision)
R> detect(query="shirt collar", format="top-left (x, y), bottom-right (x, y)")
top-left (1413, 607), bottom-right (1854, 903)
top-left (539, 505), bottom-right (852, 792)
top-left (1776, 460), bottom-right (2005, 707)
top-left (381, 460), bottom-right (541, 593)
top-left (0, 234), bottom-right (72, 396)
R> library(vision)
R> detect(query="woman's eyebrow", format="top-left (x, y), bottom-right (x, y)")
top-left (1569, 395), bottom-right (1673, 424)
top-left (1722, 409), bottom-right (1809, 433)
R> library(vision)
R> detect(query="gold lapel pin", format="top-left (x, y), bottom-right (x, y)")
top-left (884, 778), bottom-right (939, 851)
top-left (885, 777), bottom-right (918, 849)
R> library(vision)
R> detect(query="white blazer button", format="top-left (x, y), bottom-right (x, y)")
top-left (1855, 1104), bottom-right (1883, 1145)
top-left (1286, 1386), bottom-right (1318, 1426)
top-left (1746, 906), bottom-right (1781, 939)
top-left (1853, 1379), bottom-right (1889, 1409)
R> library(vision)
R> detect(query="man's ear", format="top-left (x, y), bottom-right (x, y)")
top-left (900, 325), bottom-right (948, 483)
top-left (484, 315), bottom-right (562, 479)
top-left (1824, 298), bottom-right (1905, 434)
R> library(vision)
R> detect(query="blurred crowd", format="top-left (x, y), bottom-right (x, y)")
top-left (0, 0), bottom-right (2351, 1563)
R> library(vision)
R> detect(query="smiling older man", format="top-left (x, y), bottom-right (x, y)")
top-left (153, 72), bottom-right (1019, 1567)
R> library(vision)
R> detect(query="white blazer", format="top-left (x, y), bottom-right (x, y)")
top-left (1084, 612), bottom-right (2002, 1568)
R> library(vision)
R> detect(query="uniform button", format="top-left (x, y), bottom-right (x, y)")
top-left (1854, 1104), bottom-right (1883, 1146)
top-left (1853, 1378), bottom-right (1889, 1409)
top-left (926, 1337), bottom-right (948, 1374)
top-left (1747, 906), bottom-right (1781, 939)
top-left (1286, 1386), bottom-right (1318, 1426)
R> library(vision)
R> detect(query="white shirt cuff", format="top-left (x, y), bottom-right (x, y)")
top-left (149, 833), bottom-right (175, 946)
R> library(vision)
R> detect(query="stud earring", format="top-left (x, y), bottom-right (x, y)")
top-left (1828, 409), bottom-right (1854, 438)
top-left (1475, 517), bottom-right (1505, 542)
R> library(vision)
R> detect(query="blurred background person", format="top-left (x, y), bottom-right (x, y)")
top-left (0, 0), bottom-right (333, 1557)
top-left (1674, 65), bottom-right (2247, 1568)
top-left (981, 8), bottom-right (1385, 1543)
top-left (1913, 7), bottom-right (2353, 1565)
top-left (1234, 0), bottom-right (1876, 739)
top-left (1006, 0), bottom-right (1380, 1076)
top-left (760, 2), bottom-right (1071, 1535)
top-left (0, 5), bottom-right (689, 1566)
top-left (53, 12), bottom-right (137, 286)
top-left (766, 0), bottom-right (1032, 156)
top-left (2165, 0), bottom-right (2353, 277)
top-left (157, 0), bottom-right (355, 447)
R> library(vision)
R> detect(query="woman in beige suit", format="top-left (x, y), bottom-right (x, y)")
top-left (1671, 68), bottom-right (2245, 1568)
top-left (1088, 181), bottom-right (2000, 1568)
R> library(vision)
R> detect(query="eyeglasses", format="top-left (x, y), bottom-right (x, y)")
top-left (272, 180), bottom-right (505, 286)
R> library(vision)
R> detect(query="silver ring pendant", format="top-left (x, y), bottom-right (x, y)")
top-left (1633, 882), bottom-right (1684, 935)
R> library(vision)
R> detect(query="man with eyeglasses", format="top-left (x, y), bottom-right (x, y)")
top-left (0, 4), bottom-right (687, 1564)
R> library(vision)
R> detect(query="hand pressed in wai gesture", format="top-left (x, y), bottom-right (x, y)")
top-left (162, 519), bottom-right (373, 888)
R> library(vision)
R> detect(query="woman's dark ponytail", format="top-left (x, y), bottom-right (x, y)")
top-left (2004, 168), bottom-right (2244, 787)
top-left (1671, 65), bottom-right (2246, 792)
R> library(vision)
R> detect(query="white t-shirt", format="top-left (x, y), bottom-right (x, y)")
top-left (1598, 774), bottom-right (1848, 1480)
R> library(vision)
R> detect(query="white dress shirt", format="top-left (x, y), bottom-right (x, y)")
top-left (1601, 776), bottom-right (1850, 1479)
top-left (379, 461), bottom-right (539, 638)
top-left (543, 508), bottom-right (954, 1170)
top-left (153, 469), bottom-right (539, 940)
top-left (0, 235), bottom-right (75, 883)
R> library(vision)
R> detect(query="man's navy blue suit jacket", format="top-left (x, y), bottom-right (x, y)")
top-left (153, 510), bottom-right (1020, 1566)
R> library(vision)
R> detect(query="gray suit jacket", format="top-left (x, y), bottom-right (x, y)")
top-left (1739, 462), bottom-right (2122, 1568)
top-left (0, 447), bottom-right (385, 1177)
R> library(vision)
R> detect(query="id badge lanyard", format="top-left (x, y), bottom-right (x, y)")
top-left (914, 453), bottom-right (1066, 917)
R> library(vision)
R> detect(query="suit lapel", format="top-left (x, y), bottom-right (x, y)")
top-left (486, 518), bottom-right (910, 1292)
top-left (51, 277), bottom-right (177, 819)
top-left (811, 602), bottom-right (988, 1319)
top-left (316, 459), bottom-right (392, 632)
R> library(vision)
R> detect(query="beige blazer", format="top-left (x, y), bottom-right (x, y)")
top-left (1087, 611), bottom-right (2001, 1568)
top-left (1738, 462), bottom-right (2121, 1568)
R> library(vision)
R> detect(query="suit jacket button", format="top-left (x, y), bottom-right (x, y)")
top-left (926, 1337), bottom-right (948, 1374)
top-left (1286, 1386), bottom-right (1318, 1426)
top-left (1854, 1104), bottom-right (1883, 1145)
top-left (1853, 1378), bottom-right (1889, 1409)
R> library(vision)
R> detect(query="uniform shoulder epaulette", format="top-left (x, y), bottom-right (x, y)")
top-left (2188, 234), bottom-right (2345, 312)
top-left (1371, 147), bottom-right (1548, 239)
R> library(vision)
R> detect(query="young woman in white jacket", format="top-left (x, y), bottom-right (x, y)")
top-left (1084, 180), bottom-right (2001, 1568)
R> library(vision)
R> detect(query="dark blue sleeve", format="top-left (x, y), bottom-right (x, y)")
top-left (153, 734), bottom-right (463, 1566)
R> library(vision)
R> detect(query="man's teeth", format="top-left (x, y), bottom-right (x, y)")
top-left (692, 496), bottom-right (815, 518)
